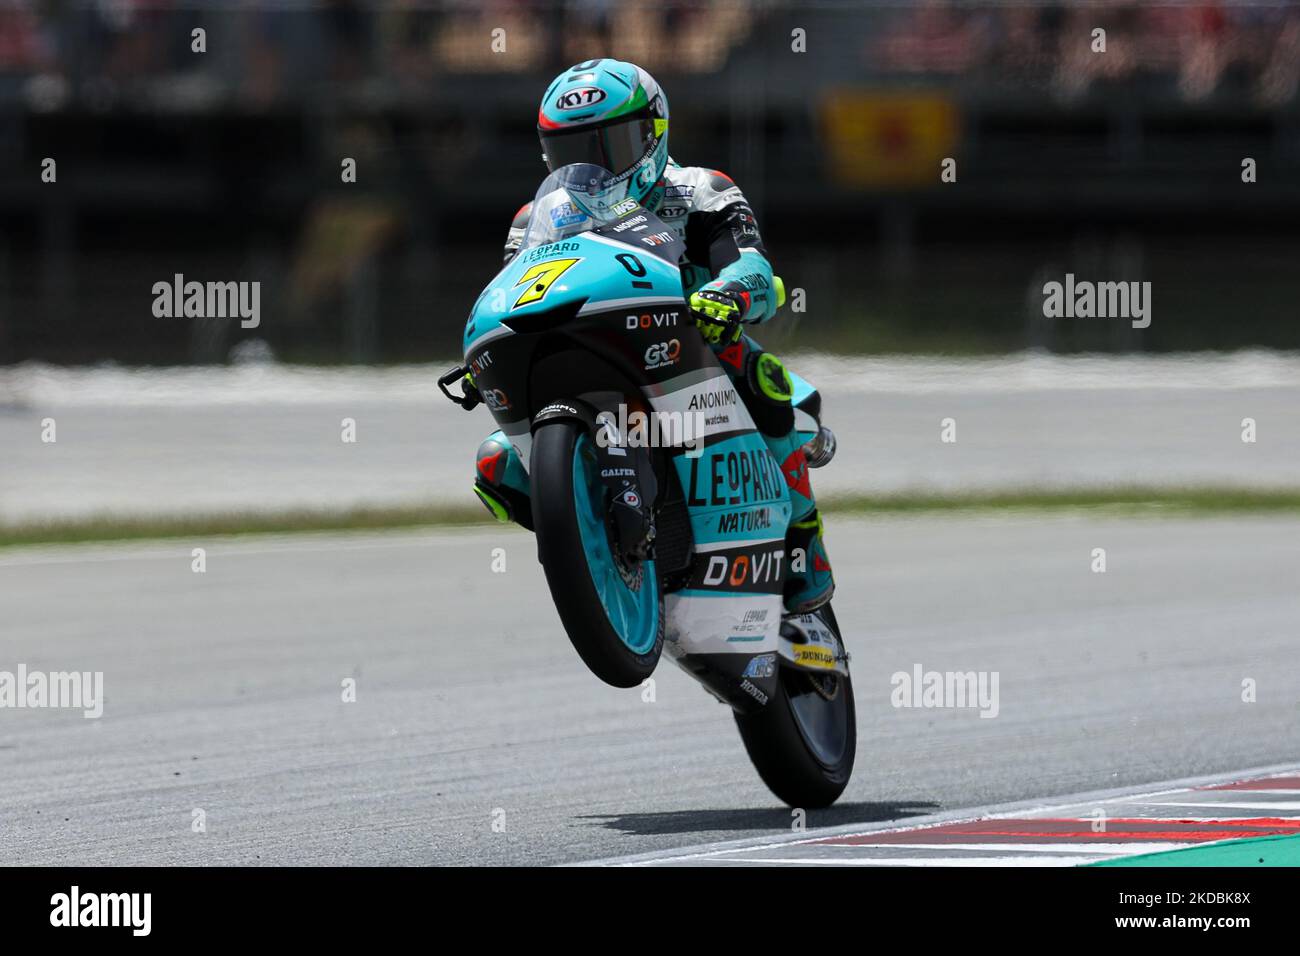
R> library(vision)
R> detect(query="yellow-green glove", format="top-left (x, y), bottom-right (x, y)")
top-left (689, 287), bottom-right (747, 345)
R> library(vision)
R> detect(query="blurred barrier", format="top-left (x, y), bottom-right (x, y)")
top-left (1, 2), bottom-right (1299, 363)
top-left (821, 91), bottom-right (960, 187)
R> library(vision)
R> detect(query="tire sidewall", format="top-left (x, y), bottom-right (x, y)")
top-left (734, 606), bottom-right (856, 807)
top-left (531, 419), bottom-right (664, 688)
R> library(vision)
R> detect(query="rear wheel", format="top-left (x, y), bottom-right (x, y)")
top-left (531, 420), bottom-right (663, 688)
top-left (734, 605), bottom-right (856, 808)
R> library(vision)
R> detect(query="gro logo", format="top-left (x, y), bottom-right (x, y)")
top-left (644, 338), bottom-right (681, 370)
top-left (556, 87), bottom-right (606, 110)
top-left (482, 388), bottom-right (510, 412)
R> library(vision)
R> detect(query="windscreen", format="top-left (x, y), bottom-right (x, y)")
top-left (517, 163), bottom-right (645, 252)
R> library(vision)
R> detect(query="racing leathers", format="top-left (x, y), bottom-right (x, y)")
top-left (485, 159), bottom-right (833, 613)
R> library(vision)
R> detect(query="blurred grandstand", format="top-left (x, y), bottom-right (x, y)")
top-left (1, 0), bottom-right (1298, 363)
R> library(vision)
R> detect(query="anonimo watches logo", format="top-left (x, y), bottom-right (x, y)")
top-left (556, 87), bottom-right (606, 110)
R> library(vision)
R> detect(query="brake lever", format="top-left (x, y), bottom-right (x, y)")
top-left (690, 308), bottom-right (743, 346)
top-left (437, 365), bottom-right (482, 411)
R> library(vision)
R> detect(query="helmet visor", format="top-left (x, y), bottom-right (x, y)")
top-left (540, 114), bottom-right (657, 180)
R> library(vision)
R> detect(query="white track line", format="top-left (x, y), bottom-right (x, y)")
top-left (796, 842), bottom-right (1191, 855)
top-left (717, 856), bottom-right (1097, 867)
top-left (1146, 800), bottom-right (1300, 811)
top-left (579, 762), bottom-right (1300, 867)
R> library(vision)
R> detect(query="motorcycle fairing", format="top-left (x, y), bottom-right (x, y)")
top-left (460, 164), bottom-right (792, 710)
top-left (789, 370), bottom-right (820, 446)
top-left (779, 613), bottom-right (851, 678)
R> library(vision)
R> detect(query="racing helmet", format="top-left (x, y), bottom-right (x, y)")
top-left (537, 59), bottom-right (670, 208)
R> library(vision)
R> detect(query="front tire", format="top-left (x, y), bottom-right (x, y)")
top-left (734, 605), bottom-right (856, 808)
top-left (531, 420), bottom-right (664, 688)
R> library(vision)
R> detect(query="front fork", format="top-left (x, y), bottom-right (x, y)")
top-left (534, 401), bottom-right (658, 565)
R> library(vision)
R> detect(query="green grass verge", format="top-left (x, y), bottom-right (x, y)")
top-left (0, 503), bottom-right (489, 548)
top-left (2, 486), bottom-right (1299, 549)
top-left (825, 486), bottom-right (1300, 516)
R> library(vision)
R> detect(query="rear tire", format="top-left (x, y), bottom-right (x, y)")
top-left (734, 605), bottom-right (856, 808)
top-left (531, 420), bottom-right (664, 688)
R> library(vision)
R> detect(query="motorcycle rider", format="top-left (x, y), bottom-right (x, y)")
top-left (476, 59), bottom-right (834, 613)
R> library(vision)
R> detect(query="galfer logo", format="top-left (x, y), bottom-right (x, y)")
top-left (556, 87), bottom-right (606, 110)
top-left (644, 338), bottom-right (680, 370)
top-left (626, 311), bottom-right (679, 329)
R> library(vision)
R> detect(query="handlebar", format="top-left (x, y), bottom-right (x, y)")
top-left (438, 365), bottom-right (481, 411)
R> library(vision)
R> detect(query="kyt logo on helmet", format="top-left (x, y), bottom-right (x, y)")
top-left (537, 60), bottom-right (671, 211)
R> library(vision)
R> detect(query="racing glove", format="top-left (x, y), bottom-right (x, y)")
top-left (689, 285), bottom-right (751, 345)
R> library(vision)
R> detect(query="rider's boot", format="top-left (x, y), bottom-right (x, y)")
top-left (787, 427), bottom-right (836, 611)
top-left (773, 429), bottom-right (834, 614)
top-left (784, 508), bottom-right (834, 613)
top-left (719, 341), bottom-right (836, 615)
top-left (473, 431), bottom-right (534, 529)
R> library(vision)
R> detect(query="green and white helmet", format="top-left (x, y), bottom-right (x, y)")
top-left (537, 59), bottom-right (670, 207)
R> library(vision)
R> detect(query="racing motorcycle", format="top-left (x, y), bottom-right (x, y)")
top-left (439, 163), bottom-right (855, 808)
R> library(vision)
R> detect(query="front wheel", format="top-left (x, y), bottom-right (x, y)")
top-left (734, 605), bottom-right (856, 808)
top-left (531, 420), bottom-right (664, 688)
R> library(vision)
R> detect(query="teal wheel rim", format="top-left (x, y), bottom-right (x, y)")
top-left (572, 433), bottom-right (658, 655)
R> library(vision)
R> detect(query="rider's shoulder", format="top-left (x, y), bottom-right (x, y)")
top-left (660, 163), bottom-right (746, 212)
top-left (503, 201), bottom-right (534, 260)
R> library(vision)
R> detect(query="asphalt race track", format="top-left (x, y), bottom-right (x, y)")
top-left (2, 513), bottom-right (1298, 865)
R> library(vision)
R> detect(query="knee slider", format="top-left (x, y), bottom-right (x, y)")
top-left (744, 351), bottom-right (795, 437)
